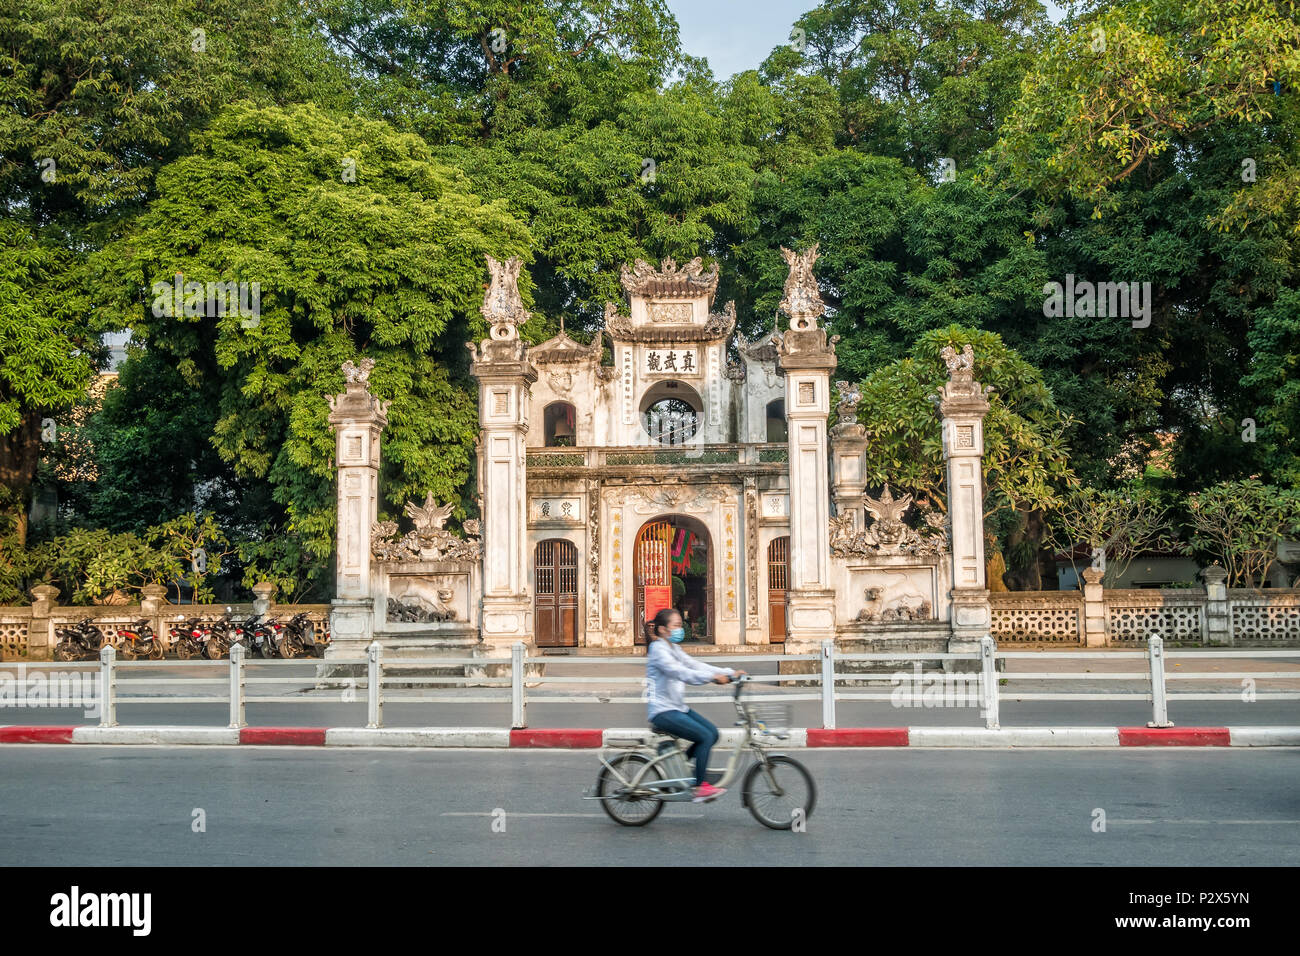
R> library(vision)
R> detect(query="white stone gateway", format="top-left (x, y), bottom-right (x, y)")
top-left (327, 249), bottom-right (993, 664)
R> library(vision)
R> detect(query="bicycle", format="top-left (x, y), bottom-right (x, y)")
top-left (587, 675), bottom-right (816, 829)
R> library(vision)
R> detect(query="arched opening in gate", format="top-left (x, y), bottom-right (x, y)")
top-left (633, 515), bottom-right (713, 645)
top-left (534, 538), bottom-right (578, 647)
top-left (767, 536), bottom-right (789, 644)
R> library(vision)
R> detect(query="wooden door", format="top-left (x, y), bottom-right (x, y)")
top-left (534, 539), bottom-right (578, 647)
top-left (634, 520), bottom-right (672, 645)
top-left (767, 536), bottom-right (788, 644)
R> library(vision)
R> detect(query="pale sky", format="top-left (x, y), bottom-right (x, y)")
top-left (664, 0), bottom-right (1068, 79)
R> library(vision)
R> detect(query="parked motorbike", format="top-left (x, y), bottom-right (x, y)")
top-left (226, 612), bottom-right (260, 657)
top-left (168, 616), bottom-right (208, 660)
top-left (116, 618), bottom-right (164, 660)
top-left (249, 616), bottom-right (279, 658)
top-left (53, 618), bottom-right (108, 661)
top-left (204, 608), bottom-right (238, 660)
top-left (277, 612), bottom-right (327, 659)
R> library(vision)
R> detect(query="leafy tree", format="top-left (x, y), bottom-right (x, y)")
top-left (1183, 480), bottom-right (1300, 587)
top-left (1044, 483), bottom-right (1179, 588)
top-left (0, 0), bottom-right (351, 534)
top-left (0, 224), bottom-right (96, 541)
top-left (854, 325), bottom-right (1076, 586)
top-left (994, 0), bottom-right (1300, 216)
top-left (87, 102), bottom-right (533, 558)
top-left (307, 0), bottom-right (682, 143)
top-left (767, 0), bottom-right (1049, 170)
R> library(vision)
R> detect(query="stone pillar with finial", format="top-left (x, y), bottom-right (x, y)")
top-left (468, 255), bottom-right (539, 653)
top-left (829, 381), bottom-right (869, 530)
top-left (936, 344), bottom-right (993, 658)
top-left (327, 358), bottom-right (390, 657)
top-left (776, 244), bottom-right (838, 650)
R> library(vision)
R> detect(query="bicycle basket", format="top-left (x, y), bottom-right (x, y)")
top-left (745, 703), bottom-right (792, 736)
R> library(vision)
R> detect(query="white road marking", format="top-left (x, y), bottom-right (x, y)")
top-left (1107, 819), bottom-right (1300, 825)
top-left (439, 811), bottom-right (705, 818)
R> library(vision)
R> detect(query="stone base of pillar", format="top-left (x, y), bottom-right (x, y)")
top-left (946, 588), bottom-right (990, 670)
top-left (480, 594), bottom-right (533, 654)
top-left (780, 589), bottom-right (837, 654)
top-left (326, 598), bottom-right (375, 659)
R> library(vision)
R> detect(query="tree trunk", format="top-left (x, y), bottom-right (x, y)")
top-left (986, 549), bottom-right (1009, 592)
top-left (0, 409), bottom-right (42, 549)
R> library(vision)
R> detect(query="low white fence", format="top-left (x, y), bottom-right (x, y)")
top-left (5, 635), bottom-right (1299, 732)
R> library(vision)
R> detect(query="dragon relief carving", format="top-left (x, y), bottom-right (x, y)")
top-left (834, 380), bottom-right (862, 424)
top-left (855, 587), bottom-right (932, 623)
top-left (482, 254), bottom-right (529, 340)
top-left (778, 244), bottom-right (826, 329)
top-left (387, 590), bottom-right (457, 623)
top-left (342, 358), bottom-right (375, 385)
top-left (829, 485), bottom-right (948, 556)
top-left (371, 493), bottom-right (482, 562)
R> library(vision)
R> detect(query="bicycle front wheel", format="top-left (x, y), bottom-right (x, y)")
top-left (743, 755), bottom-right (816, 830)
top-left (596, 753), bottom-right (664, 827)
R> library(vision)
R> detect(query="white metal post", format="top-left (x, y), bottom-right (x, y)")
top-left (228, 641), bottom-right (246, 729)
top-left (367, 640), bottom-right (383, 729)
top-left (511, 641), bottom-right (526, 729)
top-left (99, 643), bottom-right (116, 728)
top-left (1147, 632), bottom-right (1173, 728)
top-left (980, 635), bottom-right (1000, 730)
top-left (820, 639), bottom-right (836, 729)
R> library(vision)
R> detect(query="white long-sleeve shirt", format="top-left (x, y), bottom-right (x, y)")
top-left (646, 639), bottom-right (735, 721)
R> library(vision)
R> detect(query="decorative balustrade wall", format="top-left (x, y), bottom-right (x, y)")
top-left (0, 593), bottom-right (330, 660)
top-left (1228, 589), bottom-right (1300, 642)
top-left (1104, 589), bottom-right (1207, 643)
top-left (990, 591), bottom-right (1084, 643)
top-left (982, 585), bottom-right (1300, 647)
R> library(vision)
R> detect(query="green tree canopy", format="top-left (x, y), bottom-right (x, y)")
top-left (88, 101), bottom-right (534, 556)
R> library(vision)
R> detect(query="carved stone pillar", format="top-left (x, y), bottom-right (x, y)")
top-left (469, 255), bottom-right (539, 652)
top-left (28, 584), bottom-right (59, 660)
top-left (829, 382), bottom-right (869, 530)
top-left (1201, 564), bottom-right (1231, 646)
top-left (937, 345), bottom-right (992, 656)
top-left (777, 245), bottom-right (837, 648)
top-left (1081, 567), bottom-right (1107, 647)
top-left (327, 359), bottom-right (390, 656)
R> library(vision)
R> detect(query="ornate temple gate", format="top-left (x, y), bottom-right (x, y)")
top-left (633, 520), bottom-right (673, 645)
top-left (767, 536), bottom-right (789, 644)
top-left (534, 539), bottom-right (578, 647)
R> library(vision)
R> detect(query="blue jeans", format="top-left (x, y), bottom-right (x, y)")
top-left (650, 708), bottom-right (718, 786)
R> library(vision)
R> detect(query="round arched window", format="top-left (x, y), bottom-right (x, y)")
top-left (639, 381), bottom-right (702, 446)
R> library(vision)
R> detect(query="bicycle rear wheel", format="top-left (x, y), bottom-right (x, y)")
top-left (743, 755), bottom-right (816, 830)
top-left (596, 753), bottom-right (664, 827)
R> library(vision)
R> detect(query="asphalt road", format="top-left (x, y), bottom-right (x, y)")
top-left (1, 747), bottom-right (1297, 865)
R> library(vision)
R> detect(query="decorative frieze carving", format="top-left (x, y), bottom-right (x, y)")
top-left (608, 483), bottom-right (731, 514)
top-left (620, 256), bottom-right (719, 300)
top-left (370, 493), bottom-right (483, 562)
top-left (829, 485), bottom-right (947, 557)
top-left (604, 299), bottom-right (736, 343)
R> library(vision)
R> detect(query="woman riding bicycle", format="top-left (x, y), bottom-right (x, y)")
top-left (645, 607), bottom-right (746, 803)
